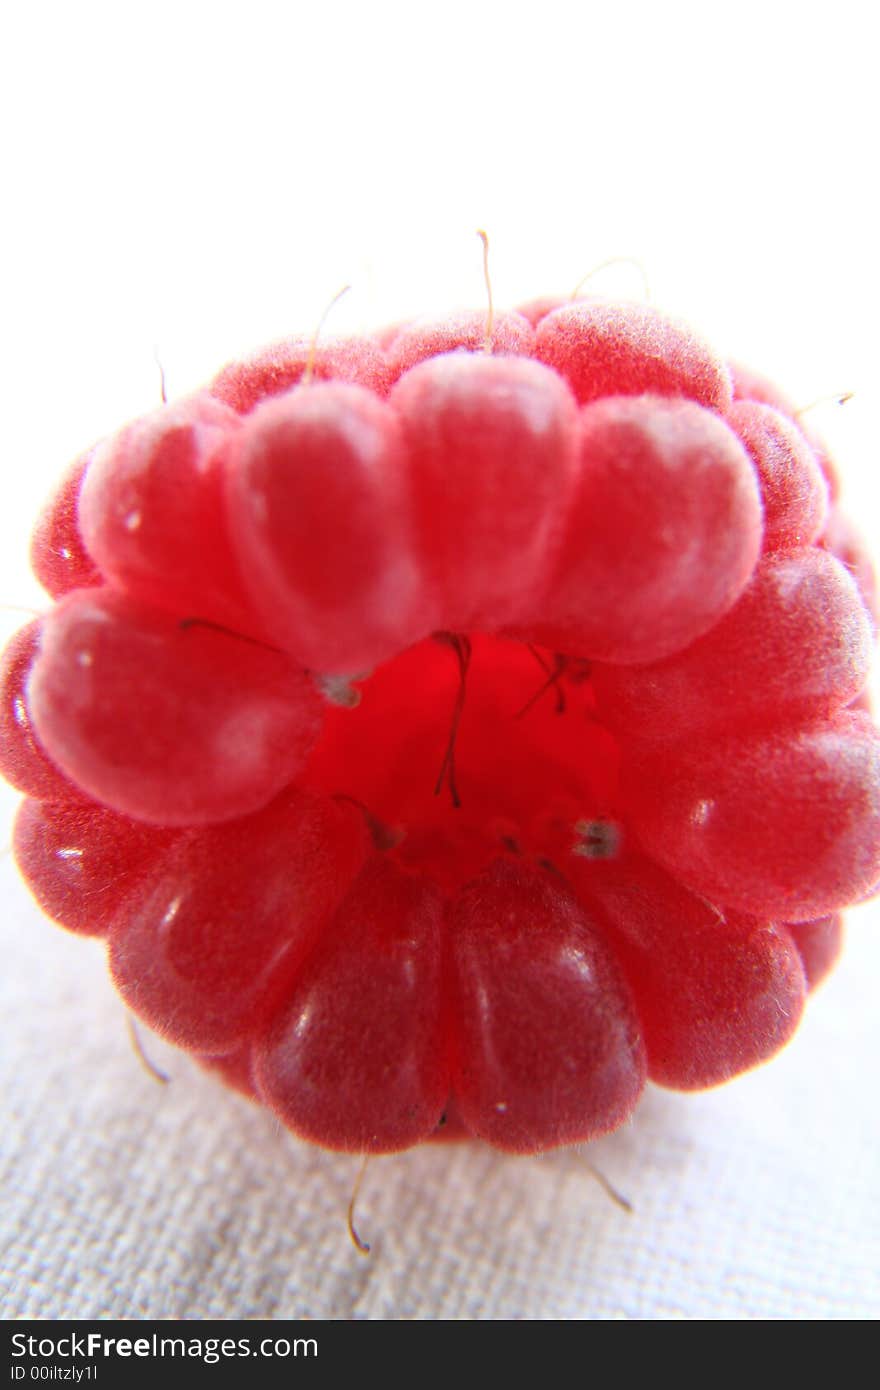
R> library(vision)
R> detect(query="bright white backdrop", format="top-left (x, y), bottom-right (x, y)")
top-left (1, 0), bottom-right (878, 1320)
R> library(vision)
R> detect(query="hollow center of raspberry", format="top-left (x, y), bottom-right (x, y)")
top-left (300, 633), bottom-right (620, 893)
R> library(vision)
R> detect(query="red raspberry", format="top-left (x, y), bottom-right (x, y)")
top-left (29, 450), bottom-right (103, 600)
top-left (384, 309), bottom-right (534, 385)
top-left (730, 359), bottom-right (842, 503)
top-left (211, 334), bottom-right (392, 413)
top-left (6, 293), bottom-right (879, 1156)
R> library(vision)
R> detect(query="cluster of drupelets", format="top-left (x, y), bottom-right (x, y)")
top-left (1, 295), bottom-right (879, 1154)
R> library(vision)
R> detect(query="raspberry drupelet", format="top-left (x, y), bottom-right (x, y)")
top-left (3, 293), bottom-right (878, 1156)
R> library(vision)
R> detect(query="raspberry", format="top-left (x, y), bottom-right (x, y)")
top-left (30, 450), bottom-right (104, 600)
top-left (0, 620), bottom-right (87, 803)
top-left (785, 914), bottom-right (844, 991)
top-left (448, 859), bottom-right (645, 1152)
top-left (211, 334), bottom-right (391, 413)
top-left (27, 588), bottom-right (324, 826)
top-left (254, 856), bottom-right (447, 1152)
top-left (109, 786), bottom-right (368, 1052)
top-left (12, 797), bottom-right (179, 937)
top-left (78, 393), bottom-right (262, 637)
top-left (726, 401), bottom-right (829, 552)
top-left (731, 359), bottom-right (842, 503)
top-left (820, 507), bottom-right (879, 631)
top-left (388, 353), bottom-right (580, 632)
top-left (565, 848), bottom-right (806, 1091)
top-left (622, 713), bottom-right (880, 921)
top-left (385, 309), bottom-right (535, 385)
top-left (534, 299), bottom-right (733, 409)
top-left (508, 395), bottom-right (763, 663)
top-left (225, 381), bottom-right (432, 674)
top-left (4, 292), bottom-right (879, 1157)
top-left (591, 548), bottom-right (873, 741)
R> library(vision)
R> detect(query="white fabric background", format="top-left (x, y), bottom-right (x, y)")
top-left (2, 0), bottom-right (879, 1321)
